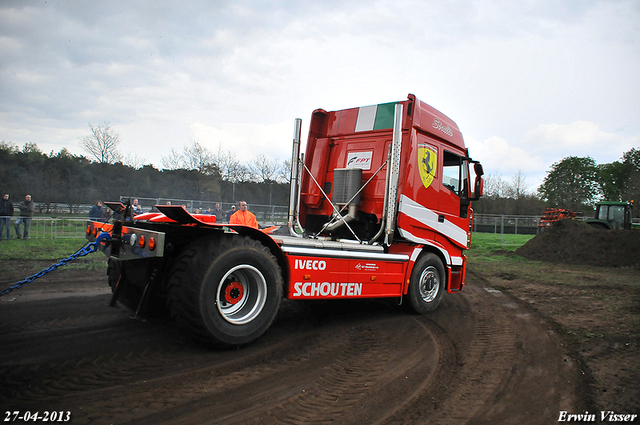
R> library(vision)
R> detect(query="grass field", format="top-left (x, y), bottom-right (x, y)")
top-left (0, 238), bottom-right (105, 276)
top-left (0, 238), bottom-right (93, 260)
top-left (468, 232), bottom-right (534, 254)
top-left (0, 232), bottom-right (538, 276)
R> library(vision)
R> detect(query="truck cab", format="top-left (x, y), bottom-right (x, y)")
top-left (296, 94), bottom-right (483, 246)
top-left (288, 94), bottom-right (483, 294)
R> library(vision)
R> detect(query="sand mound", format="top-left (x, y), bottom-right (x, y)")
top-left (516, 219), bottom-right (640, 268)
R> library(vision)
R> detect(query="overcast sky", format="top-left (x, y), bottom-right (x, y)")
top-left (1, 0), bottom-right (639, 191)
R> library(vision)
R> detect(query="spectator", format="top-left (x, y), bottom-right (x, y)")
top-left (132, 198), bottom-right (143, 215)
top-left (89, 201), bottom-right (103, 221)
top-left (101, 207), bottom-right (112, 222)
top-left (212, 202), bottom-right (225, 223)
top-left (229, 201), bottom-right (258, 228)
top-left (225, 205), bottom-right (236, 223)
top-left (15, 194), bottom-right (35, 239)
top-left (0, 193), bottom-right (14, 240)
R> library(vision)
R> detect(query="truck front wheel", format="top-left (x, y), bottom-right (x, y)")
top-left (407, 253), bottom-right (445, 314)
top-left (167, 234), bottom-right (283, 347)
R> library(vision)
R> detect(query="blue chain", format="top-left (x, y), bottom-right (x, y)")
top-left (0, 232), bottom-right (112, 298)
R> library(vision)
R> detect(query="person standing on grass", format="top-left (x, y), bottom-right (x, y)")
top-left (15, 194), bottom-right (35, 239)
top-left (229, 201), bottom-right (258, 229)
top-left (0, 193), bottom-right (14, 240)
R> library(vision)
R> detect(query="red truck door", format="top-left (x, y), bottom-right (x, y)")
top-left (437, 149), bottom-right (471, 249)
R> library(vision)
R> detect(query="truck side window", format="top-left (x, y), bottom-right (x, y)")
top-left (442, 151), bottom-right (462, 196)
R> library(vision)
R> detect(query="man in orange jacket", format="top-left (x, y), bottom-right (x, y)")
top-left (229, 201), bottom-right (258, 229)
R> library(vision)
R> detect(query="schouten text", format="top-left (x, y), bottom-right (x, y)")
top-left (293, 282), bottom-right (362, 297)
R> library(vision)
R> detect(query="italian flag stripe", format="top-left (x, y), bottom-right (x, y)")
top-left (355, 102), bottom-right (397, 132)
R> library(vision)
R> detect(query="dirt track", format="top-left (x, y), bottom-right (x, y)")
top-left (0, 269), bottom-right (585, 425)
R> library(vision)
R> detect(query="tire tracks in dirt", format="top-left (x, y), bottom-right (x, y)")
top-left (0, 276), bottom-right (583, 425)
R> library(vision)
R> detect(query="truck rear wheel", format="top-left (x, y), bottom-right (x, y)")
top-left (407, 253), bottom-right (445, 314)
top-left (166, 234), bottom-right (283, 347)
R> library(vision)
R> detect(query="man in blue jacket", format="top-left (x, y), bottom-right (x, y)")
top-left (0, 193), bottom-right (14, 240)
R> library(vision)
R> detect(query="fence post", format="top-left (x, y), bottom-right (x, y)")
top-left (500, 215), bottom-right (505, 245)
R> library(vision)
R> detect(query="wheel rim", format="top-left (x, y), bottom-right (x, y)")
top-left (216, 264), bottom-right (267, 325)
top-left (418, 266), bottom-right (440, 303)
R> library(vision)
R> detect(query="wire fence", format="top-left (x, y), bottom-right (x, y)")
top-left (473, 214), bottom-right (541, 235)
top-left (0, 212), bottom-right (544, 240)
top-left (0, 217), bottom-right (90, 240)
top-left (472, 214), bottom-right (542, 247)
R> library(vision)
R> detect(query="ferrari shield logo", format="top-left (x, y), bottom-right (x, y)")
top-left (418, 144), bottom-right (437, 189)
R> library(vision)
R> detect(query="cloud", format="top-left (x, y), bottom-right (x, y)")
top-left (523, 121), bottom-right (637, 163)
top-left (466, 120), bottom-right (639, 190)
top-left (189, 121), bottom-right (294, 164)
top-left (466, 135), bottom-right (545, 176)
top-left (0, 0), bottom-right (639, 191)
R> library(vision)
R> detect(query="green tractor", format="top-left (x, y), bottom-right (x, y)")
top-left (585, 201), bottom-right (639, 230)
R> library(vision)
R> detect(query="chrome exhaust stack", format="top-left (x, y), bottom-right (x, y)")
top-left (287, 118), bottom-right (304, 237)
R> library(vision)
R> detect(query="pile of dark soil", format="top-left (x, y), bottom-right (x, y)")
top-left (516, 219), bottom-right (640, 268)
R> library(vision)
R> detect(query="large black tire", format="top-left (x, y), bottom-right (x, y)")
top-left (166, 234), bottom-right (283, 347)
top-left (107, 258), bottom-right (169, 318)
top-left (406, 253), bottom-right (445, 314)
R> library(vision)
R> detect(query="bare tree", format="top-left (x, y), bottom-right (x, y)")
top-left (509, 170), bottom-right (529, 200)
top-left (483, 173), bottom-right (509, 198)
top-left (212, 143), bottom-right (242, 182)
top-left (249, 154), bottom-right (280, 183)
top-left (161, 141), bottom-right (214, 172)
top-left (228, 164), bottom-right (251, 183)
top-left (22, 142), bottom-right (42, 154)
top-left (79, 122), bottom-right (122, 164)
top-left (183, 140), bottom-right (213, 173)
top-left (279, 158), bottom-right (292, 184)
top-left (0, 141), bottom-right (20, 154)
top-left (161, 148), bottom-right (184, 170)
top-left (123, 153), bottom-right (147, 170)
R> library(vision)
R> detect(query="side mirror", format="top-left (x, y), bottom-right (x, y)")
top-left (468, 161), bottom-right (484, 201)
top-left (474, 162), bottom-right (484, 177)
top-left (472, 176), bottom-right (484, 200)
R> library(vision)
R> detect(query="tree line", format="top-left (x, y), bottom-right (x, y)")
top-left (1, 123), bottom-right (638, 217)
top-left (473, 148), bottom-right (640, 217)
top-left (0, 128), bottom-right (292, 213)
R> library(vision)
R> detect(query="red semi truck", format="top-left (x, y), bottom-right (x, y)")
top-left (87, 94), bottom-right (484, 346)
